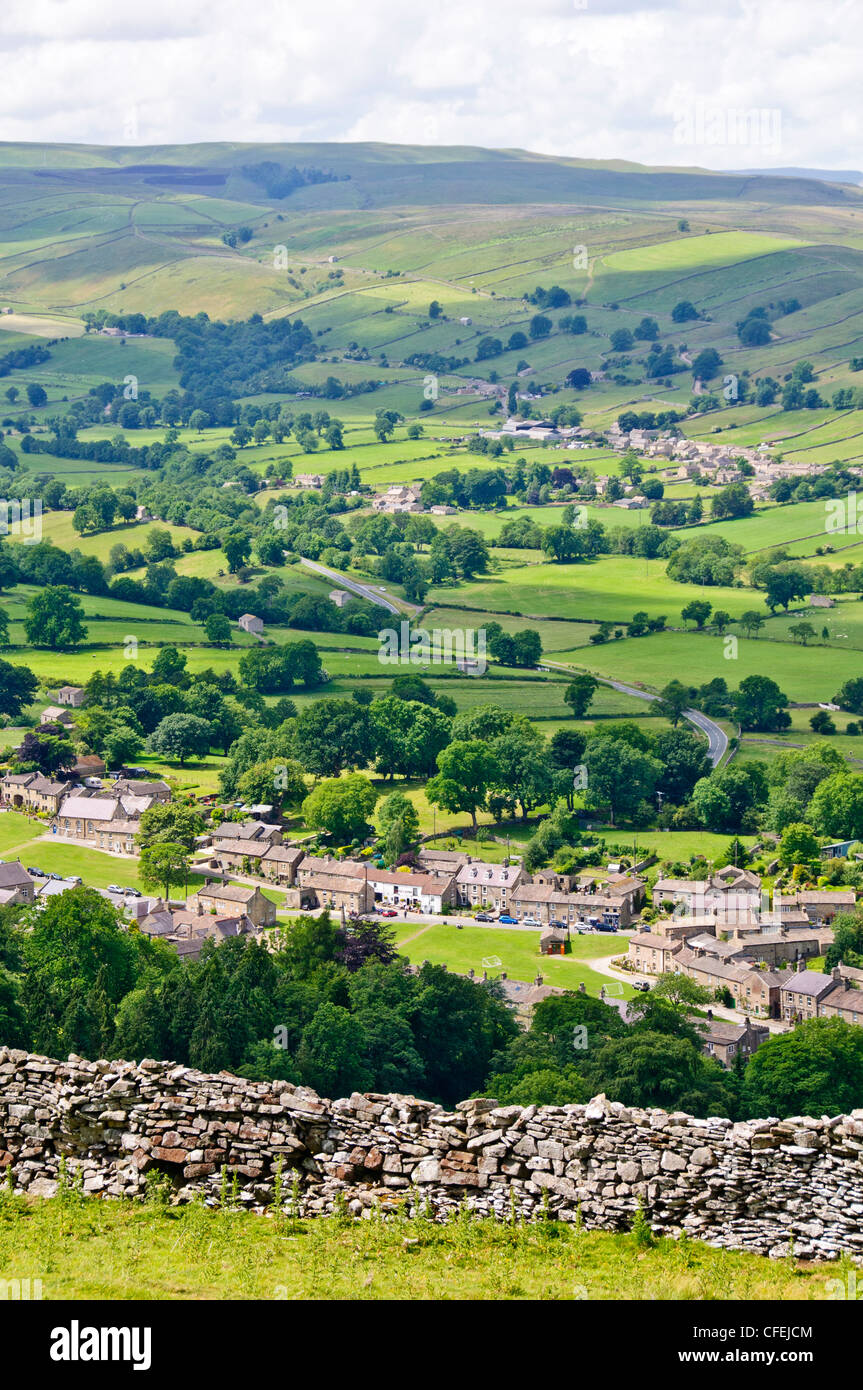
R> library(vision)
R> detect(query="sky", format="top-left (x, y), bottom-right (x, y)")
top-left (1, 0), bottom-right (861, 171)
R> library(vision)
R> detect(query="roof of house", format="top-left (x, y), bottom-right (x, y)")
top-left (365, 868), bottom-right (452, 894)
top-left (2, 772), bottom-right (38, 787)
top-left (261, 844), bottom-right (304, 864)
top-left (629, 931), bottom-right (679, 950)
top-left (456, 861), bottom-right (522, 888)
top-left (820, 985), bottom-right (863, 1014)
top-left (231, 820), bottom-right (281, 839)
top-left (511, 884), bottom-right (572, 906)
top-left (211, 839), bottom-right (266, 858)
top-left (694, 1015), bottom-right (766, 1046)
top-left (793, 891), bottom-right (856, 906)
top-left (57, 685), bottom-right (84, 697)
top-left (299, 855), bottom-right (365, 878)
top-left (686, 933), bottom-right (744, 959)
top-left (0, 860), bottom-right (32, 888)
top-left (57, 794), bottom-right (143, 821)
top-left (654, 878), bottom-right (709, 894)
top-left (197, 883), bottom-right (259, 904)
top-left (110, 780), bottom-right (171, 798)
top-left (307, 873), bottom-right (368, 894)
top-left (780, 971), bottom-right (840, 998)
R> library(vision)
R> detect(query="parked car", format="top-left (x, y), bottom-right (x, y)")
top-left (27, 867), bottom-right (46, 877)
top-left (68, 876), bottom-right (82, 885)
top-left (596, 923), bottom-right (618, 933)
top-left (498, 914), bottom-right (518, 924)
top-left (522, 916), bottom-right (542, 927)
top-left (49, 873), bottom-right (63, 881)
top-left (124, 887), bottom-right (141, 897)
top-left (632, 979), bottom-right (651, 992)
top-left (107, 883), bottom-right (124, 894)
top-left (84, 776), bottom-right (103, 789)
top-left (381, 908), bottom-right (398, 918)
top-left (549, 919), bottom-right (568, 929)
top-left (474, 912), bottom-right (495, 922)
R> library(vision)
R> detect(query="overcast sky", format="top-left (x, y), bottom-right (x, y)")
top-left (1, 0), bottom-right (861, 171)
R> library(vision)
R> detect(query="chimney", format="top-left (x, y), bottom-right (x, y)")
top-left (833, 966), bottom-right (842, 980)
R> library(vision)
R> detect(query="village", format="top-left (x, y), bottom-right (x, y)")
top-left (0, 683), bottom-right (860, 1081)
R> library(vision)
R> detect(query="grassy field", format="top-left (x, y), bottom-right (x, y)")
top-left (567, 628), bottom-right (859, 704)
top-left (0, 1193), bottom-right (834, 1301)
top-left (393, 923), bottom-right (633, 998)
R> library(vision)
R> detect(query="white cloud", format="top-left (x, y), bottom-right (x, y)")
top-left (0, 0), bottom-right (860, 170)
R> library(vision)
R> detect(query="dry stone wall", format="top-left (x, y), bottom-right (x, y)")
top-left (3, 1047), bottom-right (863, 1260)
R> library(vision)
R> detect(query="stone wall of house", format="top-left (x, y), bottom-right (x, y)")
top-left (2, 1047), bottom-right (863, 1261)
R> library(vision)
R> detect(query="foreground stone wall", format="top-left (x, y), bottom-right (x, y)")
top-left (2, 1047), bottom-right (863, 1260)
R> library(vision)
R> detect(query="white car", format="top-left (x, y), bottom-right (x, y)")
top-left (107, 883), bottom-right (124, 895)
top-left (522, 916), bottom-right (542, 926)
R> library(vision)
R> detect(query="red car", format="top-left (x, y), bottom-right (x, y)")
top-left (380, 908), bottom-right (398, 917)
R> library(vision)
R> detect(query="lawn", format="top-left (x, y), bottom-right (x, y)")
top-left (393, 923), bottom-right (633, 998)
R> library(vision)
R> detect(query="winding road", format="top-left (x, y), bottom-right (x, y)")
top-left (299, 558), bottom-right (417, 618)
top-left (301, 565), bottom-right (727, 766)
top-left (540, 661), bottom-right (728, 768)
top-left (607, 678), bottom-right (728, 767)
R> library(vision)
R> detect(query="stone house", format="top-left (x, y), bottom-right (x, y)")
top-left (260, 844), bottom-right (305, 885)
top-left (209, 839), bottom-right (267, 873)
top-left (784, 891), bottom-right (856, 927)
top-left (627, 931), bottom-right (682, 975)
top-left (694, 1013), bottom-right (769, 1068)
top-left (52, 792), bottom-right (157, 854)
top-left (229, 820), bottom-right (283, 844)
top-left (40, 706), bottom-right (76, 729)
top-left (296, 856), bottom-right (364, 890)
top-left (192, 883), bottom-right (276, 927)
top-left (238, 613), bottom-right (264, 635)
top-left (302, 871), bottom-right (373, 915)
top-left (0, 861), bottom-right (35, 905)
top-left (329, 589), bottom-right (350, 608)
top-left (55, 686), bottom-right (86, 708)
top-left (110, 779), bottom-right (172, 803)
top-left (417, 847), bottom-right (471, 876)
top-left (365, 868), bottom-right (455, 914)
top-left (819, 982), bottom-right (863, 1026)
top-left (674, 945), bottom-right (789, 1018)
top-left (455, 860), bottom-right (526, 912)
top-left (780, 964), bottom-right (840, 1023)
top-left (1, 772), bottom-right (68, 816)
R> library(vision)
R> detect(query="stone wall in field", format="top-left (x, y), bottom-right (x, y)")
top-left (2, 1046), bottom-right (863, 1261)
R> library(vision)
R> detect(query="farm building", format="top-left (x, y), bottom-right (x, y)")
top-left (55, 686), bottom-right (86, 707)
top-left (238, 613), bottom-right (264, 635)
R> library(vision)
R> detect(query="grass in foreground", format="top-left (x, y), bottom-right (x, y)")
top-left (0, 1193), bottom-right (840, 1301)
